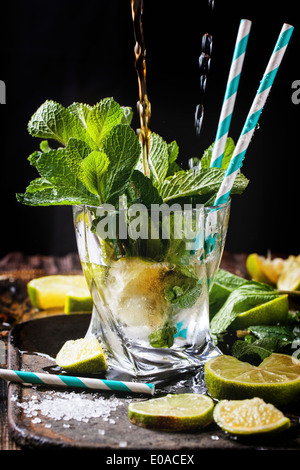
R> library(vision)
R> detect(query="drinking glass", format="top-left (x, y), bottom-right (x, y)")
top-left (73, 200), bottom-right (230, 380)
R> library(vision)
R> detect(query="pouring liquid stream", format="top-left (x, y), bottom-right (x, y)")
top-left (131, 0), bottom-right (151, 178)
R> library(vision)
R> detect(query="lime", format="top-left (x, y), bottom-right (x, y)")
top-left (204, 353), bottom-right (300, 406)
top-left (246, 253), bottom-right (271, 284)
top-left (56, 336), bottom-right (107, 373)
top-left (128, 393), bottom-right (214, 431)
top-left (213, 397), bottom-right (290, 435)
top-left (277, 255), bottom-right (300, 291)
top-left (27, 275), bottom-right (92, 312)
top-left (231, 294), bottom-right (289, 329)
top-left (64, 294), bottom-right (93, 314)
top-left (246, 253), bottom-right (285, 285)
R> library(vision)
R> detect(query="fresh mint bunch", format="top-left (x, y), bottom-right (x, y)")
top-left (16, 97), bottom-right (249, 208)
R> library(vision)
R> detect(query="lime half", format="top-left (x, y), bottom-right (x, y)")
top-left (56, 336), bottom-right (107, 374)
top-left (128, 393), bottom-right (214, 431)
top-left (27, 275), bottom-right (92, 312)
top-left (204, 353), bottom-right (300, 406)
top-left (213, 397), bottom-right (290, 435)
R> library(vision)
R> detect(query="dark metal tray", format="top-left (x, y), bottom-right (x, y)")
top-left (7, 314), bottom-right (300, 449)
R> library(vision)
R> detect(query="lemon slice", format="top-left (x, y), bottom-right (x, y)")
top-left (56, 336), bottom-right (107, 373)
top-left (277, 255), bottom-right (300, 291)
top-left (128, 393), bottom-right (214, 431)
top-left (204, 353), bottom-right (300, 406)
top-left (213, 397), bottom-right (290, 435)
top-left (246, 253), bottom-right (285, 285)
top-left (27, 275), bottom-right (92, 312)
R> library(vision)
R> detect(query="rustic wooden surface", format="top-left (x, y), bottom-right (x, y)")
top-left (0, 250), bottom-right (249, 450)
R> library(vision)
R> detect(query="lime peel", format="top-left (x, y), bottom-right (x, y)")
top-left (128, 393), bottom-right (214, 431)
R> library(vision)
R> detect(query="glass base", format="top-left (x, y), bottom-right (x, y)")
top-left (86, 306), bottom-right (221, 383)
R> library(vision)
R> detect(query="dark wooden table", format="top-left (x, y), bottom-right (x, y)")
top-left (0, 251), bottom-right (249, 450)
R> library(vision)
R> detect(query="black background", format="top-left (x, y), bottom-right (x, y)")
top-left (0, 1), bottom-right (299, 258)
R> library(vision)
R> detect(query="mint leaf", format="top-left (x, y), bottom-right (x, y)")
top-left (148, 322), bottom-right (177, 348)
top-left (209, 269), bottom-right (249, 318)
top-left (159, 168), bottom-right (249, 203)
top-left (66, 138), bottom-right (92, 176)
top-left (67, 102), bottom-right (92, 128)
top-left (28, 100), bottom-right (95, 148)
top-left (80, 150), bottom-right (109, 199)
top-left (126, 170), bottom-right (163, 206)
top-left (85, 97), bottom-right (125, 148)
top-left (136, 133), bottom-right (169, 186)
top-left (201, 137), bottom-right (235, 169)
top-left (231, 340), bottom-right (272, 365)
top-left (16, 177), bottom-right (98, 206)
top-left (101, 124), bottom-right (140, 204)
top-left (18, 148), bottom-right (98, 206)
top-left (210, 282), bottom-right (281, 336)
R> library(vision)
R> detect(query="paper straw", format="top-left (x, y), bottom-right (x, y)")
top-left (210, 19), bottom-right (252, 168)
top-left (0, 368), bottom-right (155, 395)
top-left (214, 23), bottom-right (294, 206)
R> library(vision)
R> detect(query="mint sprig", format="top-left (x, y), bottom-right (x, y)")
top-left (17, 96), bottom-right (249, 208)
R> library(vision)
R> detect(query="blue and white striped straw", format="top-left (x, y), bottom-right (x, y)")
top-left (214, 23), bottom-right (294, 206)
top-left (210, 19), bottom-right (252, 168)
top-left (0, 368), bottom-right (155, 395)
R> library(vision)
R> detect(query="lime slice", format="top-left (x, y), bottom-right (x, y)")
top-left (231, 294), bottom-right (289, 329)
top-left (213, 397), bottom-right (290, 435)
top-left (204, 353), bottom-right (300, 406)
top-left (56, 336), bottom-right (107, 373)
top-left (246, 253), bottom-right (285, 285)
top-left (64, 294), bottom-right (93, 314)
top-left (128, 393), bottom-right (214, 431)
top-left (27, 275), bottom-right (92, 311)
top-left (277, 255), bottom-right (300, 291)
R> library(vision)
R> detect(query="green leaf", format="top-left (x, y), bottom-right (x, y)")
top-left (159, 168), bottom-right (249, 203)
top-left (126, 170), bottom-right (163, 207)
top-left (210, 282), bottom-right (280, 336)
top-left (80, 151), bottom-right (109, 199)
top-left (136, 133), bottom-right (169, 185)
top-left (231, 340), bottom-right (272, 366)
top-left (28, 100), bottom-right (94, 148)
top-left (66, 138), bottom-right (92, 176)
top-left (209, 269), bottom-right (249, 318)
top-left (201, 137), bottom-right (235, 169)
top-left (86, 97), bottom-right (124, 148)
top-left (101, 124), bottom-right (141, 204)
top-left (148, 322), bottom-right (177, 348)
top-left (23, 148), bottom-right (99, 206)
top-left (16, 178), bottom-right (98, 206)
top-left (67, 102), bottom-right (92, 128)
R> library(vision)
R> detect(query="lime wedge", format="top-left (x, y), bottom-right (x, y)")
top-left (56, 336), bottom-right (107, 373)
top-left (27, 275), bottom-right (92, 312)
top-left (231, 294), bottom-right (289, 329)
top-left (246, 253), bottom-right (285, 285)
top-left (128, 393), bottom-right (214, 431)
top-left (277, 255), bottom-right (300, 291)
top-left (213, 397), bottom-right (290, 435)
top-left (204, 353), bottom-right (300, 406)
